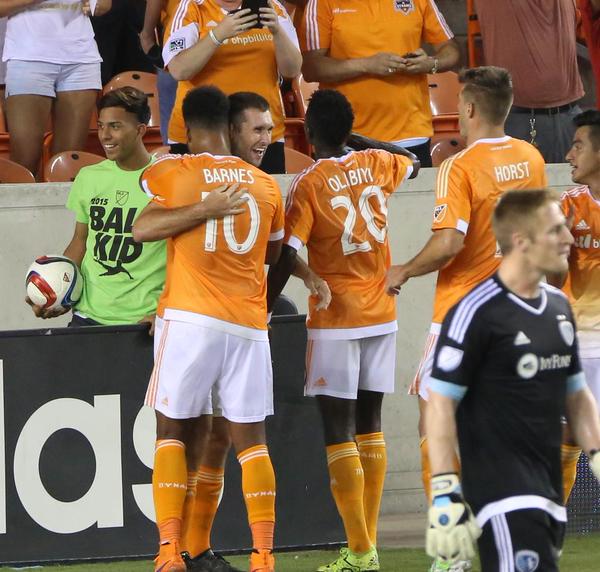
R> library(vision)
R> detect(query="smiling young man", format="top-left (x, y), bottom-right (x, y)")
top-left (549, 110), bottom-right (600, 504)
top-left (229, 92), bottom-right (274, 168)
top-left (425, 189), bottom-right (600, 571)
top-left (26, 87), bottom-right (166, 328)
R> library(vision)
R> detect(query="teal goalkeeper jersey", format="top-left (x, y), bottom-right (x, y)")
top-left (66, 158), bottom-right (166, 325)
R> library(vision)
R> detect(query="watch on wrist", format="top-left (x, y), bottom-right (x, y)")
top-left (430, 57), bottom-right (439, 74)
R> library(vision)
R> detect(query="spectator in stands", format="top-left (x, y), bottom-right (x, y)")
top-left (139, 0), bottom-right (179, 144)
top-left (300, 0), bottom-right (459, 168)
top-left (91, 0), bottom-right (155, 86)
top-left (163, 0), bottom-right (302, 173)
top-left (0, 0), bottom-right (112, 178)
top-left (578, 0), bottom-right (600, 109)
top-left (475, 0), bottom-right (584, 163)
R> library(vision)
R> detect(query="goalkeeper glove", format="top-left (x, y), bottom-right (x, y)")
top-left (426, 473), bottom-right (481, 563)
top-left (589, 450), bottom-right (600, 482)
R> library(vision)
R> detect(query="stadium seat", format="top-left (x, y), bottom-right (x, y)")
top-left (0, 97), bottom-right (7, 134)
top-left (103, 71), bottom-right (160, 127)
top-left (272, 294), bottom-right (298, 316)
top-left (431, 135), bottom-right (466, 167)
top-left (284, 118), bottom-right (312, 156)
top-left (466, 0), bottom-right (484, 67)
top-left (0, 157), bottom-right (35, 183)
top-left (284, 147), bottom-right (314, 174)
top-left (283, 75), bottom-right (319, 118)
top-left (43, 151), bottom-right (104, 182)
top-left (0, 133), bottom-right (9, 160)
top-left (429, 71), bottom-right (460, 134)
top-left (42, 127), bottom-right (164, 167)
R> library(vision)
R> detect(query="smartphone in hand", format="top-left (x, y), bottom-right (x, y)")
top-left (239, 0), bottom-right (269, 28)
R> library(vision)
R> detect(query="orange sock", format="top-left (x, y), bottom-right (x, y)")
top-left (561, 443), bottom-right (582, 504)
top-left (420, 437), bottom-right (431, 503)
top-left (326, 442), bottom-right (372, 554)
top-left (356, 432), bottom-right (387, 546)
top-left (237, 445), bottom-right (276, 551)
top-left (152, 439), bottom-right (188, 545)
top-left (181, 466), bottom-right (224, 557)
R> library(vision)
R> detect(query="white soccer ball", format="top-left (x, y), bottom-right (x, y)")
top-left (25, 255), bottom-right (83, 310)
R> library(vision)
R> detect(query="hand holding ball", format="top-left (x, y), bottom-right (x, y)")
top-left (26, 256), bottom-right (83, 317)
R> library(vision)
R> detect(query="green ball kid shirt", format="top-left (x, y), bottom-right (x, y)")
top-left (66, 159), bottom-right (166, 325)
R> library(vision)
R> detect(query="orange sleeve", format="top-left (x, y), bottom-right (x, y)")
top-left (139, 156), bottom-right (183, 208)
top-left (389, 153), bottom-right (414, 190)
top-left (560, 191), bottom-right (573, 217)
top-left (422, 0), bottom-right (454, 44)
top-left (300, 0), bottom-right (333, 51)
top-left (432, 158), bottom-right (471, 233)
top-left (284, 175), bottom-right (315, 251)
top-left (270, 181), bottom-right (285, 241)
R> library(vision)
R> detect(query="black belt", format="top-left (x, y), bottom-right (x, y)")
top-left (511, 102), bottom-right (577, 115)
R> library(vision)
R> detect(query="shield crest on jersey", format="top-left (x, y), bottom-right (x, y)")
top-left (116, 190), bottom-right (129, 206)
top-left (559, 321), bottom-right (575, 346)
top-left (394, 0), bottom-right (414, 14)
top-left (515, 550), bottom-right (540, 572)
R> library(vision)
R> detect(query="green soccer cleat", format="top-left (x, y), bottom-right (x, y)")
top-left (429, 558), bottom-right (472, 572)
top-left (317, 546), bottom-right (380, 572)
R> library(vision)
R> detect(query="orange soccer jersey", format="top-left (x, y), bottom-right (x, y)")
top-left (431, 136), bottom-right (546, 324)
top-left (141, 153), bottom-right (284, 336)
top-left (164, 0), bottom-right (294, 144)
top-left (561, 186), bottom-right (600, 333)
top-left (300, 0), bottom-right (453, 142)
top-left (285, 149), bottom-right (414, 337)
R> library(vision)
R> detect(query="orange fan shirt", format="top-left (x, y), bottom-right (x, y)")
top-left (140, 153), bottom-right (284, 340)
top-left (300, 0), bottom-right (453, 142)
top-left (284, 149), bottom-right (413, 338)
top-left (561, 186), bottom-right (600, 344)
top-left (431, 136), bottom-right (546, 324)
top-left (163, 0), bottom-right (296, 144)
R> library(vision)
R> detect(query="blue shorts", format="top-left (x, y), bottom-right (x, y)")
top-left (5, 60), bottom-right (101, 97)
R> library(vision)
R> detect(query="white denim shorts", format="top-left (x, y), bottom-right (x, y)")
top-left (5, 60), bottom-right (101, 97)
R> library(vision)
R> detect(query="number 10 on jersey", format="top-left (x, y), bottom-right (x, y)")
top-left (202, 191), bottom-right (260, 254)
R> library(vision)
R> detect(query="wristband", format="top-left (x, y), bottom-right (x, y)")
top-left (208, 29), bottom-right (224, 46)
top-left (430, 57), bottom-right (439, 74)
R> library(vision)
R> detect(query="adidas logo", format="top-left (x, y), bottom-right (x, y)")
top-left (206, 20), bottom-right (218, 27)
top-left (514, 331), bottom-right (531, 346)
top-left (315, 377), bottom-right (327, 386)
top-left (161, 397), bottom-right (169, 406)
top-left (576, 219), bottom-right (590, 230)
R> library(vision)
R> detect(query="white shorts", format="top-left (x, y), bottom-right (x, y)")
top-left (408, 323), bottom-right (440, 400)
top-left (304, 333), bottom-right (396, 399)
top-left (145, 317), bottom-right (274, 422)
top-left (5, 60), bottom-right (101, 97)
top-left (582, 356), bottom-right (600, 412)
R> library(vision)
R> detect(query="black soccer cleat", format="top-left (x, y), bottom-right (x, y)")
top-left (184, 548), bottom-right (244, 572)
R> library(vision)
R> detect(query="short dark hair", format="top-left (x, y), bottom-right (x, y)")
top-left (182, 85), bottom-right (229, 130)
top-left (97, 86), bottom-right (151, 124)
top-left (573, 109), bottom-right (600, 150)
top-left (229, 92), bottom-right (270, 128)
top-left (459, 66), bottom-right (513, 125)
top-left (305, 89), bottom-right (354, 148)
top-left (493, 188), bottom-right (559, 254)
